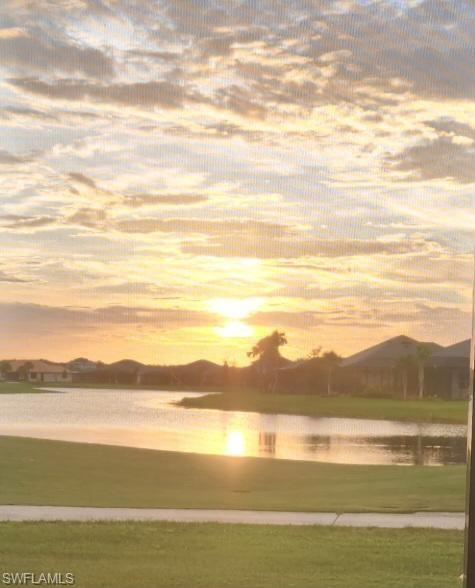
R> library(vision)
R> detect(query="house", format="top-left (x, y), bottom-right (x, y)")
top-left (275, 358), bottom-right (328, 394)
top-left (138, 360), bottom-right (227, 388)
top-left (429, 339), bottom-right (472, 399)
top-left (2, 360), bottom-right (72, 383)
top-left (75, 359), bottom-right (146, 385)
top-left (338, 335), bottom-right (472, 399)
top-left (339, 335), bottom-right (443, 397)
top-left (66, 357), bottom-right (100, 373)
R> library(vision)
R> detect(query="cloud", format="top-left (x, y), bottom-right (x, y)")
top-left (0, 0), bottom-right (473, 361)
top-left (0, 150), bottom-right (33, 164)
top-left (9, 78), bottom-right (207, 109)
top-left (89, 281), bottom-right (181, 297)
top-left (386, 137), bottom-right (475, 184)
top-left (250, 310), bottom-right (321, 329)
top-left (68, 208), bottom-right (107, 228)
top-left (114, 218), bottom-right (292, 237)
top-left (0, 302), bottom-right (215, 331)
top-left (68, 172), bottom-right (98, 189)
top-left (426, 118), bottom-right (475, 142)
top-left (0, 29), bottom-right (114, 78)
top-left (123, 194), bottom-right (208, 207)
top-left (126, 49), bottom-right (180, 63)
top-left (0, 215), bottom-right (57, 230)
top-left (0, 270), bottom-right (29, 283)
top-left (182, 235), bottom-right (436, 259)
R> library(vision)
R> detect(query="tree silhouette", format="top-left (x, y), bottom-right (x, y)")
top-left (415, 343), bottom-right (433, 400)
top-left (0, 361), bottom-right (12, 378)
top-left (247, 330), bottom-right (287, 364)
top-left (321, 351), bottom-right (342, 396)
top-left (395, 355), bottom-right (414, 400)
top-left (18, 361), bottom-right (34, 381)
top-left (248, 331), bottom-right (287, 390)
top-left (308, 347), bottom-right (322, 359)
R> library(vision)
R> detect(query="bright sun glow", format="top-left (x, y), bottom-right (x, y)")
top-left (215, 320), bottom-right (253, 338)
top-left (225, 430), bottom-right (245, 456)
top-left (209, 297), bottom-right (263, 320)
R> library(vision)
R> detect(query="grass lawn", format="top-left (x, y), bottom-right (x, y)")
top-left (0, 381), bottom-right (204, 393)
top-left (179, 391), bottom-right (469, 424)
top-left (0, 436), bottom-right (466, 512)
top-left (0, 521), bottom-right (464, 588)
top-left (0, 381), bottom-right (45, 394)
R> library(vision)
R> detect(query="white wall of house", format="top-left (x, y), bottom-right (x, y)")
top-left (28, 372), bottom-right (72, 383)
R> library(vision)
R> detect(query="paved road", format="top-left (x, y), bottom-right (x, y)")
top-left (0, 506), bottom-right (465, 529)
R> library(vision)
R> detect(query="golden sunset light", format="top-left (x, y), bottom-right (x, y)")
top-left (0, 2), bottom-right (474, 585)
top-left (215, 321), bottom-right (254, 339)
top-left (225, 431), bottom-right (246, 457)
top-left (210, 298), bottom-right (264, 320)
top-left (0, 0), bottom-right (472, 368)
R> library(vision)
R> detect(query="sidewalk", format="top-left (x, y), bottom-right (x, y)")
top-left (0, 506), bottom-right (465, 530)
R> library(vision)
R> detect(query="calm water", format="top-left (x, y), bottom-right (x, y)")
top-left (0, 388), bottom-right (467, 466)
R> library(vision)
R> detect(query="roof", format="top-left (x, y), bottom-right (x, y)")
top-left (341, 335), bottom-right (443, 369)
top-left (107, 359), bottom-right (146, 372)
top-left (5, 360), bottom-right (70, 374)
top-left (433, 339), bottom-right (471, 359)
top-left (278, 357), bottom-right (318, 372)
top-left (431, 339), bottom-right (472, 368)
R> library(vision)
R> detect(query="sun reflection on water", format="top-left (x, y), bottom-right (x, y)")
top-left (225, 430), bottom-right (246, 456)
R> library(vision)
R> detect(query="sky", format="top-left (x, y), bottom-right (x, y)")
top-left (0, 0), bottom-right (474, 365)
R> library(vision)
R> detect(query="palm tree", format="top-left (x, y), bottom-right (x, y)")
top-left (308, 347), bottom-right (322, 359)
top-left (321, 351), bottom-right (342, 396)
top-left (248, 331), bottom-right (287, 391)
top-left (18, 361), bottom-right (34, 381)
top-left (247, 330), bottom-right (287, 366)
top-left (395, 355), bottom-right (414, 400)
top-left (415, 343), bottom-right (433, 400)
top-left (0, 361), bottom-right (12, 379)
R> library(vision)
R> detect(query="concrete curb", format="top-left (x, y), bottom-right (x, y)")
top-left (0, 506), bottom-right (465, 529)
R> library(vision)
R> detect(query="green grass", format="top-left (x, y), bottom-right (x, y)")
top-left (179, 391), bottom-right (469, 424)
top-left (0, 381), bottom-right (44, 394)
top-left (0, 522), bottom-right (464, 588)
top-left (0, 380), bottom-right (240, 393)
top-left (0, 436), bottom-right (466, 513)
top-left (0, 380), bottom-right (195, 393)
top-left (2, 380), bottom-right (467, 424)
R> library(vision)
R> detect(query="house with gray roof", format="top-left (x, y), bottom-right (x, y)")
top-left (339, 335), bottom-right (444, 397)
top-left (429, 339), bottom-right (472, 399)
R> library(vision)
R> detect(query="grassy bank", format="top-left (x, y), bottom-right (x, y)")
top-left (179, 391), bottom-right (468, 424)
top-left (0, 380), bottom-right (238, 393)
top-left (0, 381), bottom-right (44, 394)
top-left (0, 436), bottom-right (465, 512)
top-left (2, 381), bottom-right (468, 424)
top-left (0, 521), bottom-right (463, 588)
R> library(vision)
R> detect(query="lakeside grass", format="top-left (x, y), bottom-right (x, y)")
top-left (0, 381), bottom-right (44, 394)
top-left (178, 391), bottom-right (469, 424)
top-left (0, 436), bottom-right (466, 512)
top-left (2, 379), bottom-right (468, 423)
top-left (0, 380), bottom-right (229, 393)
top-left (0, 521), bottom-right (464, 588)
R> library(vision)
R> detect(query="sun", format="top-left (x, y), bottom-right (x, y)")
top-left (209, 297), bottom-right (263, 320)
top-left (210, 298), bottom-right (263, 339)
top-left (215, 320), bottom-right (253, 338)
top-left (225, 431), bottom-right (246, 456)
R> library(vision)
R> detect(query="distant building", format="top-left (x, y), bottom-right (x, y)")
top-left (67, 357), bottom-right (99, 373)
top-left (276, 335), bottom-right (472, 399)
top-left (339, 335), bottom-right (443, 397)
top-left (429, 340), bottom-right (472, 399)
top-left (3, 360), bottom-right (72, 383)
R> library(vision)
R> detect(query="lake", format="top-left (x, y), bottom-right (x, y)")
top-left (0, 388), bottom-right (467, 466)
